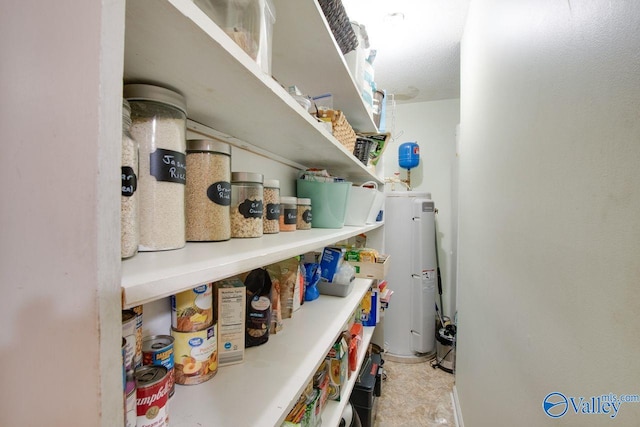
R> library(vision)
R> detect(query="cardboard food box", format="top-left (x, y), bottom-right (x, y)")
top-left (348, 255), bottom-right (390, 280)
top-left (213, 278), bottom-right (246, 367)
top-left (319, 246), bottom-right (345, 283)
top-left (360, 287), bottom-right (380, 327)
top-left (325, 336), bottom-right (348, 401)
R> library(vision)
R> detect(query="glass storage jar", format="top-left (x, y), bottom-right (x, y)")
top-left (296, 198), bottom-right (312, 230)
top-left (121, 99), bottom-right (139, 259)
top-left (231, 172), bottom-right (264, 238)
top-left (124, 84), bottom-right (187, 251)
top-left (279, 196), bottom-right (297, 232)
top-left (185, 139), bottom-right (231, 241)
top-left (263, 179), bottom-right (280, 234)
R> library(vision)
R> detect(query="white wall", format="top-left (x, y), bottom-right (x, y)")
top-left (382, 99), bottom-right (460, 318)
top-left (0, 1), bottom-right (124, 426)
top-left (457, 1), bottom-right (640, 426)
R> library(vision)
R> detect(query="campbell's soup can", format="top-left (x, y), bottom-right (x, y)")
top-left (142, 335), bottom-right (175, 397)
top-left (171, 324), bottom-right (218, 385)
top-left (134, 365), bottom-right (169, 427)
top-left (124, 380), bottom-right (136, 427)
top-left (171, 283), bottom-right (214, 332)
top-left (122, 310), bottom-right (136, 377)
top-left (132, 305), bottom-right (144, 368)
top-left (122, 337), bottom-right (127, 390)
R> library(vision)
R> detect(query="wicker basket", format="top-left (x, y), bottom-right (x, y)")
top-left (317, 0), bottom-right (359, 54)
top-left (318, 109), bottom-right (356, 152)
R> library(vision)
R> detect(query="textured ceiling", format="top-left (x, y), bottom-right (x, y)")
top-left (341, 0), bottom-right (470, 104)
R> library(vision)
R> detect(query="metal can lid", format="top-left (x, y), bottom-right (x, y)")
top-left (297, 198), bottom-right (311, 205)
top-left (123, 84), bottom-right (187, 114)
top-left (187, 138), bottom-right (231, 155)
top-left (142, 335), bottom-right (175, 352)
top-left (264, 179), bottom-right (280, 189)
top-left (231, 172), bottom-right (263, 184)
top-left (280, 196), bottom-right (297, 205)
top-left (134, 365), bottom-right (168, 388)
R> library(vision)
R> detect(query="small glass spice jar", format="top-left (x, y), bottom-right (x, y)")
top-left (121, 99), bottom-right (139, 259)
top-left (297, 198), bottom-right (312, 230)
top-left (279, 197), bottom-right (297, 232)
top-left (263, 179), bottom-right (280, 234)
top-left (124, 84), bottom-right (187, 251)
top-left (185, 139), bottom-right (231, 241)
top-left (231, 172), bottom-right (264, 238)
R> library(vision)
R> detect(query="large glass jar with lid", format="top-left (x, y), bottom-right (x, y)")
top-left (124, 84), bottom-right (187, 251)
top-left (121, 99), bottom-right (139, 258)
top-left (231, 172), bottom-right (264, 238)
top-left (185, 139), bottom-right (232, 241)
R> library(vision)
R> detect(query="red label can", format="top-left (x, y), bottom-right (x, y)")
top-left (142, 335), bottom-right (175, 397)
top-left (134, 365), bottom-right (169, 427)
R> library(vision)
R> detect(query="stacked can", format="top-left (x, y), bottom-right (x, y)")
top-left (122, 306), bottom-right (142, 427)
top-left (134, 366), bottom-right (170, 427)
top-left (170, 283), bottom-right (219, 385)
top-left (142, 335), bottom-right (175, 397)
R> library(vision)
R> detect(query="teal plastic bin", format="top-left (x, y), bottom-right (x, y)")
top-left (296, 179), bottom-right (352, 228)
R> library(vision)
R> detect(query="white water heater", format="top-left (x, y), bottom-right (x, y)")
top-left (383, 191), bottom-right (436, 359)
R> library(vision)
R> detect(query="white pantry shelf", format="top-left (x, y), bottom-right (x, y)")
top-left (124, 0), bottom-right (380, 184)
top-left (121, 223), bottom-right (382, 308)
top-left (271, 0), bottom-right (376, 132)
top-left (169, 279), bottom-right (372, 427)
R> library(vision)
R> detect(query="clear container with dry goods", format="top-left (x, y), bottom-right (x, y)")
top-left (279, 196), bottom-right (297, 232)
top-left (297, 198), bottom-right (312, 230)
top-left (186, 139), bottom-right (232, 241)
top-left (231, 172), bottom-right (264, 238)
top-left (193, 0), bottom-right (276, 75)
top-left (121, 99), bottom-right (139, 259)
top-left (263, 179), bottom-right (280, 234)
top-left (124, 84), bottom-right (187, 251)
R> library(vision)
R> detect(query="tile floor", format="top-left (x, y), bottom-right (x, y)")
top-left (373, 358), bottom-right (456, 427)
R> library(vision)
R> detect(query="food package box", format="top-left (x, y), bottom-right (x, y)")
top-left (360, 287), bottom-right (379, 327)
top-left (325, 336), bottom-right (348, 401)
top-left (347, 255), bottom-right (390, 280)
top-left (213, 278), bottom-right (246, 367)
top-left (316, 368), bottom-right (330, 414)
top-left (319, 246), bottom-right (345, 283)
top-left (349, 323), bottom-right (364, 373)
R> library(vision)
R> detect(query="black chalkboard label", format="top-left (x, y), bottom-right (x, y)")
top-left (207, 181), bottom-right (231, 206)
top-left (283, 208), bottom-right (297, 225)
top-left (266, 203), bottom-right (280, 220)
top-left (238, 199), bottom-right (263, 218)
top-left (149, 149), bottom-right (186, 184)
top-left (302, 209), bottom-right (312, 224)
top-left (121, 166), bottom-right (137, 197)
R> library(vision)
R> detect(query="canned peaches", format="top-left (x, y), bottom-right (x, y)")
top-left (171, 324), bottom-right (218, 385)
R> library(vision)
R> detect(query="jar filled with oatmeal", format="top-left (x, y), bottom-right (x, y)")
top-left (263, 179), bottom-right (280, 234)
top-left (297, 198), bottom-right (312, 230)
top-left (186, 139), bottom-right (231, 241)
top-left (121, 99), bottom-right (139, 259)
top-left (231, 172), bottom-right (264, 238)
top-left (124, 84), bottom-right (187, 251)
top-left (279, 196), bottom-right (297, 232)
